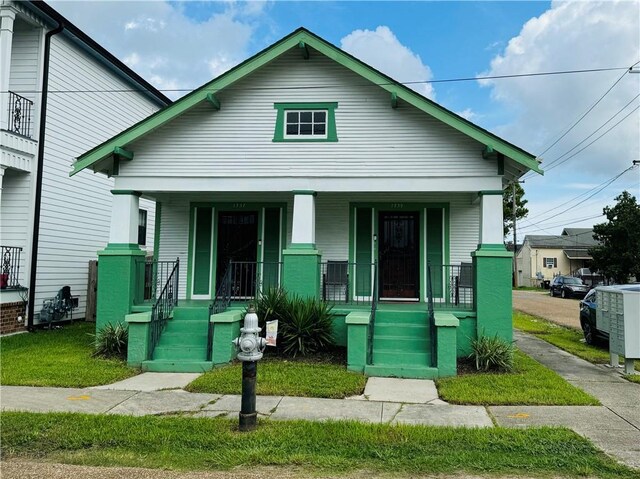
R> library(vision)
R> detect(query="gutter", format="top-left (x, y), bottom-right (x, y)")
top-left (27, 19), bottom-right (64, 331)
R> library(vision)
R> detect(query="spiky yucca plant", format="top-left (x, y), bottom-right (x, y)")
top-left (470, 334), bottom-right (515, 372)
top-left (92, 322), bottom-right (128, 360)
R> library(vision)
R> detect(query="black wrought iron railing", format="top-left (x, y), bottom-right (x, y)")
top-left (136, 258), bottom-right (178, 303)
top-left (1, 246), bottom-right (22, 290)
top-left (8, 91), bottom-right (33, 138)
top-left (149, 258), bottom-right (179, 359)
top-left (320, 261), bottom-right (377, 306)
top-left (427, 262), bottom-right (437, 365)
top-left (366, 262), bottom-right (379, 365)
top-left (429, 263), bottom-right (474, 310)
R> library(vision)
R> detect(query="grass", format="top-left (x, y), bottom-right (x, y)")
top-left (0, 322), bottom-right (137, 387)
top-left (2, 412), bottom-right (637, 478)
top-left (513, 286), bottom-right (545, 292)
top-left (514, 311), bottom-right (640, 376)
top-left (186, 352), bottom-right (366, 398)
top-left (436, 350), bottom-right (599, 405)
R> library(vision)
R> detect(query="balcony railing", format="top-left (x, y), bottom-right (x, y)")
top-left (136, 258), bottom-right (180, 303)
top-left (8, 91), bottom-right (33, 138)
top-left (320, 261), bottom-right (377, 306)
top-left (429, 263), bottom-right (474, 310)
top-left (0, 246), bottom-right (22, 290)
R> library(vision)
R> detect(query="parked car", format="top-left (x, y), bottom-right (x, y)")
top-left (549, 275), bottom-right (590, 299)
top-left (579, 289), bottom-right (608, 345)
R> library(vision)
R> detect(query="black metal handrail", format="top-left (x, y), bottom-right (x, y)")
top-left (367, 262), bottom-right (378, 365)
top-left (430, 263), bottom-right (474, 310)
top-left (8, 91), bottom-right (33, 138)
top-left (320, 261), bottom-right (376, 305)
top-left (149, 258), bottom-right (179, 359)
top-left (136, 258), bottom-right (178, 302)
top-left (427, 261), bottom-right (437, 365)
top-left (1, 246), bottom-right (22, 290)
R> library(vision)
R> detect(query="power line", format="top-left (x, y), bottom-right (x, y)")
top-left (536, 61), bottom-right (639, 158)
top-left (524, 94), bottom-right (640, 180)
top-left (519, 213), bottom-right (605, 231)
top-left (1, 65), bottom-right (630, 95)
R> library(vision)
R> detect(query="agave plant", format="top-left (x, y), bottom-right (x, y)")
top-left (92, 322), bottom-right (128, 360)
top-left (279, 295), bottom-right (335, 357)
top-left (469, 333), bottom-right (514, 372)
top-left (253, 287), bottom-right (288, 328)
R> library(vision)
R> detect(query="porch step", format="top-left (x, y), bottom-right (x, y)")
top-left (158, 332), bottom-right (209, 347)
top-left (153, 346), bottom-right (208, 361)
top-left (364, 364), bottom-right (439, 379)
top-left (373, 323), bottom-right (428, 337)
top-left (142, 360), bottom-right (213, 373)
top-left (163, 320), bottom-right (209, 334)
top-left (172, 307), bottom-right (210, 322)
top-left (372, 335), bottom-right (431, 352)
top-left (374, 310), bottom-right (428, 324)
top-left (372, 350), bottom-right (431, 366)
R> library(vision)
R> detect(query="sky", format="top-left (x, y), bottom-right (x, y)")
top-left (50, 0), bottom-right (640, 239)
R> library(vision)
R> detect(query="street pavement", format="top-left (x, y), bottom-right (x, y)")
top-left (512, 289), bottom-right (581, 329)
top-left (1, 331), bottom-right (639, 469)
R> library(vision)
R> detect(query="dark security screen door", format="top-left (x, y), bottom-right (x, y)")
top-left (379, 212), bottom-right (420, 299)
top-left (216, 211), bottom-right (258, 297)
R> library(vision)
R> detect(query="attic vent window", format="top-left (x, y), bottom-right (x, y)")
top-left (273, 102), bottom-right (338, 142)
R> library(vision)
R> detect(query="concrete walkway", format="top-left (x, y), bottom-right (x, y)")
top-left (1, 332), bottom-right (639, 469)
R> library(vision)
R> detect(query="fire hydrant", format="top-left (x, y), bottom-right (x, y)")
top-left (232, 305), bottom-right (266, 431)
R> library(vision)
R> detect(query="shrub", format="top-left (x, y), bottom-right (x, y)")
top-left (93, 322), bottom-right (128, 360)
top-left (278, 295), bottom-right (335, 357)
top-left (253, 287), bottom-right (288, 329)
top-left (470, 334), bottom-right (514, 372)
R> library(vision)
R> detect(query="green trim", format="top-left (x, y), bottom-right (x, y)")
top-left (497, 154), bottom-right (505, 175)
top-left (288, 243), bottom-right (316, 249)
top-left (390, 91), bottom-right (398, 109)
top-left (110, 190), bottom-right (142, 197)
top-left (113, 146), bottom-right (133, 161)
top-left (477, 243), bottom-right (507, 251)
top-left (434, 312), bottom-right (459, 327)
top-left (153, 202), bottom-right (161, 263)
top-left (282, 248), bottom-right (320, 256)
top-left (205, 93), bottom-right (221, 110)
top-left (71, 28), bottom-right (541, 175)
top-left (210, 310), bottom-right (243, 324)
top-left (186, 206), bottom-right (195, 299)
top-left (273, 102), bottom-right (338, 142)
top-left (482, 145), bottom-right (495, 160)
top-left (472, 244), bottom-right (513, 258)
top-left (291, 190), bottom-right (316, 196)
top-left (99, 243), bottom-right (145, 255)
top-left (298, 41), bottom-right (309, 59)
top-left (345, 311), bottom-right (370, 325)
top-left (125, 311), bottom-right (152, 323)
top-left (477, 190), bottom-right (504, 196)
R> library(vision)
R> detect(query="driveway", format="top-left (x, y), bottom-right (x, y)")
top-left (512, 290), bottom-right (581, 330)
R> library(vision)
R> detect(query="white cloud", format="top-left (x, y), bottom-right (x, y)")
top-left (50, 1), bottom-right (261, 99)
top-left (481, 1), bottom-right (639, 178)
top-left (340, 26), bottom-right (435, 99)
top-left (456, 108), bottom-right (477, 121)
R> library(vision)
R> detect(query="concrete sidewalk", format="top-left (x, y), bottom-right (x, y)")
top-left (1, 331), bottom-right (639, 469)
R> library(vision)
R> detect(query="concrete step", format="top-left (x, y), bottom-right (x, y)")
top-left (375, 310), bottom-right (428, 324)
top-left (364, 364), bottom-right (439, 379)
top-left (159, 332), bottom-right (208, 347)
top-left (142, 360), bottom-right (213, 373)
top-left (373, 335), bottom-right (431, 352)
top-left (164, 320), bottom-right (209, 334)
top-left (373, 323), bottom-right (428, 337)
top-left (172, 307), bottom-right (210, 322)
top-left (153, 346), bottom-right (208, 361)
top-left (373, 350), bottom-right (431, 366)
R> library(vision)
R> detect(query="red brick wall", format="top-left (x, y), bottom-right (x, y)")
top-left (1, 301), bottom-right (27, 335)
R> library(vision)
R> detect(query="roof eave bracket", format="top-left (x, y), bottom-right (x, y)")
top-left (391, 92), bottom-right (398, 109)
top-left (206, 93), bottom-right (221, 110)
top-left (298, 41), bottom-right (309, 60)
top-left (113, 146), bottom-right (133, 161)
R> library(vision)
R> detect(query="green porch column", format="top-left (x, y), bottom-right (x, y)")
top-left (96, 191), bottom-right (145, 331)
top-left (125, 311), bottom-right (152, 366)
top-left (210, 310), bottom-right (243, 365)
top-left (282, 190), bottom-right (321, 298)
top-left (434, 313), bottom-right (459, 378)
top-left (345, 311), bottom-right (370, 373)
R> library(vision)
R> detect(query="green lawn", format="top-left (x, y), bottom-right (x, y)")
top-left (436, 350), bottom-right (599, 405)
top-left (0, 322), bottom-right (137, 387)
top-left (514, 311), bottom-right (640, 378)
top-left (2, 412), bottom-right (636, 478)
top-left (186, 355), bottom-right (366, 398)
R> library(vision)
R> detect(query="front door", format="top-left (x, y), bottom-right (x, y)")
top-left (216, 211), bottom-right (258, 298)
top-left (379, 211), bottom-right (420, 300)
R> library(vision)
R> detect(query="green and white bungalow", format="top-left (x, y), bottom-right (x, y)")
top-left (71, 28), bottom-right (542, 378)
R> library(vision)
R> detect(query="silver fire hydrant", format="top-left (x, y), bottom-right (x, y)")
top-left (232, 305), bottom-right (266, 431)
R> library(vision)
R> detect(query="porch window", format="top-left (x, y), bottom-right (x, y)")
top-left (273, 102), bottom-right (338, 142)
top-left (138, 209), bottom-right (147, 246)
top-left (544, 257), bottom-right (557, 268)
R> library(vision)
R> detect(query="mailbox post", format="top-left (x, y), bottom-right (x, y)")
top-left (232, 305), bottom-right (266, 431)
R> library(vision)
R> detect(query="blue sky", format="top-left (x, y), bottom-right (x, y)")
top-left (52, 1), bottom-right (640, 238)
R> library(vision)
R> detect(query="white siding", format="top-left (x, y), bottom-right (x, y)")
top-left (0, 169), bottom-right (32, 285)
top-left (122, 46), bottom-right (497, 181)
top-left (156, 192), bottom-right (478, 299)
top-left (33, 34), bottom-right (160, 321)
top-left (8, 20), bottom-right (41, 108)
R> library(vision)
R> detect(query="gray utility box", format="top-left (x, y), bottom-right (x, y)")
top-left (596, 285), bottom-right (640, 374)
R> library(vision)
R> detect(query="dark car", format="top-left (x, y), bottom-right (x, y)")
top-left (579, 289), bottom-right (608, 345)
top-left (549, 275), bottom-right (590, 299)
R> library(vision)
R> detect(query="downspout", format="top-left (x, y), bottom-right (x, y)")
top-left (27, 20), bottom-right (64, 331)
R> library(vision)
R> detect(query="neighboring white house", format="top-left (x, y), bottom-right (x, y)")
top-left (0, 0), bottom-right (169, 333)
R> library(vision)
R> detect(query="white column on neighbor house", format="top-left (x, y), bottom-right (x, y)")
top-left (0, 166), bottom-right (5, 207)
top-left (479, 192), bottom-right (504, 245)
top-left (0, 6), bottom-right (16, 132)
top-left (109, 191), bottom-right (141, 245)
top-left (291, 191), bottom-right (316, 246)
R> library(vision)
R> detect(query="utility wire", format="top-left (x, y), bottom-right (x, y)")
top-left (523, 94), bottom-right (640, 180)
top-left (519, 213), bottom-right (605, 231)
top-left (536, 61), bottom-right (639, 158)
top-left (0, 65), bottom-right (630, 95)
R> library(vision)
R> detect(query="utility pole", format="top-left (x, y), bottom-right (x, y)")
top-left (512, 181), bottom-right (524, 288)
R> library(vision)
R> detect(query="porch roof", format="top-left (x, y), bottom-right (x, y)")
top-left (70, 28), bottom-right (542, 178)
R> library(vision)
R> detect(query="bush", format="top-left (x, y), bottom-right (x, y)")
top-left (93, 322), bottom-right (128, 360)
top-left (254, 287), bottom-right (288, 329)
top-left (470, 334), bottom-right (514, 372)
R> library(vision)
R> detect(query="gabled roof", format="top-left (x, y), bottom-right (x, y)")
top-left (523, 231), bottom-right (598, 249)
top-left (70, 27), bottom-right (543, 177)
top-left (561, 228), bottom-right (594, 237)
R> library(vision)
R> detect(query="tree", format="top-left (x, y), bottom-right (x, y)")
top-left (589, 191), bottom-right (640, 284)
top-left (503, 182), bottom-right (529, 238)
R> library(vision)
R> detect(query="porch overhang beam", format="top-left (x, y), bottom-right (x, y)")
top-left (113, 146), bottom-right (133, 161)
top-left (391, 92), bottom-right (398, 109)
top-left (206, 93), bottom-right (221, 110)
top-left (298, 41), bottom-right (309, 59)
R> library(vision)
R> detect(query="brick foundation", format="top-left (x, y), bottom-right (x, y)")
top-left (1, 301), bottom-right (27, 335)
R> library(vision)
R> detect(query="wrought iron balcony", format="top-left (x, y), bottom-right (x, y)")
top-left (1, 246), bottom-right (22, 290)
top-left (7, 91), bottom-right (33, 139)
